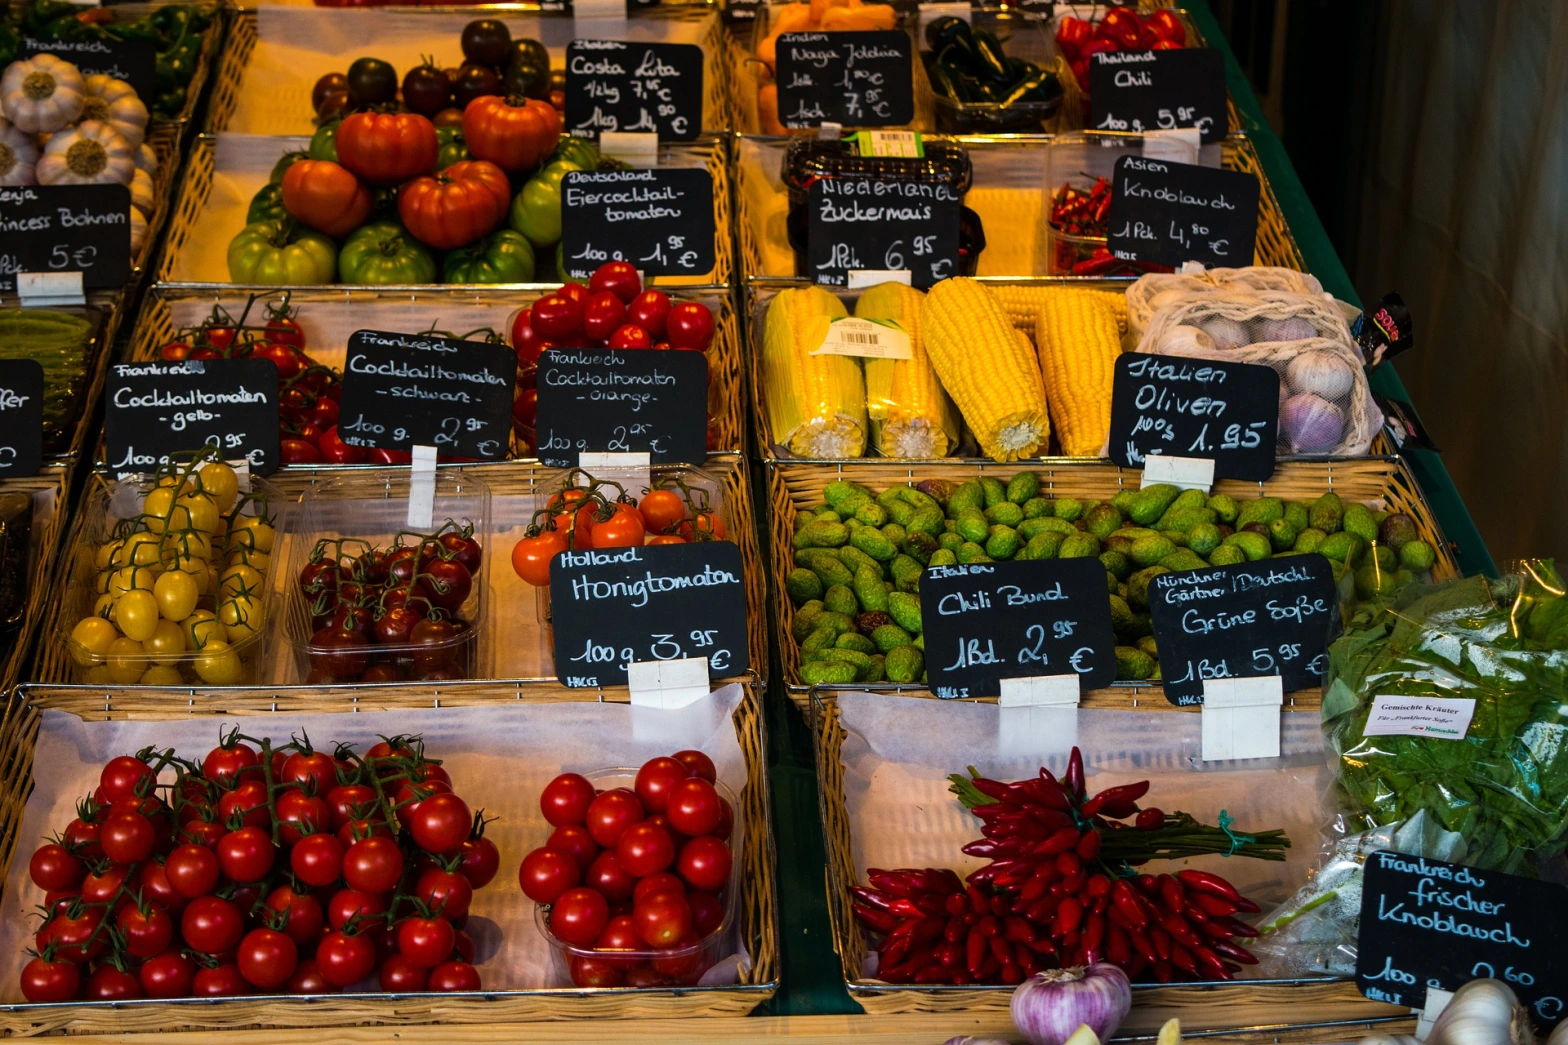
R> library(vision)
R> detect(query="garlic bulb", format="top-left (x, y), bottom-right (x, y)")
top-left (1357, 1036), bottom-right (1420, 1045)
top-left (1155, 324), bottom-right (1217, 359)
top-left (1426, 979), bottom-right (1534, 1045)
top-left (1199, 315), bottom-right (1249, 351)
top-left (1286, 350), bottom-right (1357, 401)
top-left (135, 141), bottom-right (157, 174)
top-left (942, 1038), bottom-right (1012, 1045)
top-left (1279, 393), bottom-right (1346, 454)
top-left (1255, 316), bottom-right (1318, 342)
top-left (0, 117), bottom-right (38, 185)
top-left (1546, 1014), bottom-right (1567, 1045)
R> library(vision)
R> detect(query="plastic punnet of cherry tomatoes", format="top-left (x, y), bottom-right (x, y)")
top-left (509, 470), bottom-right (648, 587)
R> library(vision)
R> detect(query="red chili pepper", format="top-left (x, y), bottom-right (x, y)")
top-left (1065, 748), bottom-right (1086, 800)
top-left (1169, 942), bottom-right (1199, 977)
top-left (1054, 851), bottom-right (1082, 878)
top-left (1159, 875), bottom-right (1185, 915)
top-left (1129, 927), bottom-right (1158, 964)
top-left (1177, 869), bottom-right (1242, 902)
top-left (1111, 880), bottom-right (1148, 929)
top-left (1053, 896), bottom-right (1084, 937)
top-left (1018, 946), bottom-right (1040, 978)
top-left (1137, 874), bottom-right (1159, 894)
top-left (975, 914), bottom-right (1000, 938)
top-left (1154, 959), bottom-right (1173, 983)
top-left (1211, 915), bottom-right (1259, 939)
top-left (1191, 892), bottom-right (1238, 918)
top-left (1059, 871), bottom-right (1084, 895)
top-left (1161, 913), bottom-right (1201, 949)
top-left (966, 883), bottom-right (988, 913)
top-left (989, 935), bottom-right (1011, 963)
top-left (944, 915), bottom-right (966, 944)
top-left (913, 916), bottom-right (947, 942)
top-left (915, 961), bottom-right (953, 984)
top-left (1003, 915), bottom-right (1036, 945)
top-left (961, 839), bottom-right (1005, 858)
top-left (888, 898), bottom-right (924, 918)
top-left (970, 803), bottom-right (1013, 821)
top-left (853, 904), bottom-right (902, 933)
top-left (965, 929), bottom-right (986, 976)
top-left (881, 935), bottom-right (910, 968)
top-left (1232, 895), bottom-right (1261, 914)
top-left (851, 886), bottom-right (896, 911)
top-left (1032, 827), bottom-right (1081, 857)
top-left (1182, 903), bottom-right (1210, 925)
top-left (1025, 895), bottom-right (1059, 925)
top-left (1150, 926), bottom-right (1172, 961)
top-left (1026, 775), bottom-right (1072, 810)
top-left (1134, 807), bottom-right (1166, 830)
top-left (1209, 939), bottom-right (1259, 965)
top-left (1086, 874), bottom-right (1112, 899)
top-left (1019, 874), bottom-right (1050, 903)
top-left (1083, 912), bottom-right (1106, 952)
top-left (1081, 781), bottom-right (1149, 818)
top-left (1075, 830), bottom-right (1102, 861)
top-left (1192, 944), bottom-right (1231, 979)
top-left (1106, 924), bottom-right (1131, 965)
top-left (1027, 807), bottom-right (1076, 831)
top-left (970, 778), bottom-right (1013, 802)
top-left (945, 892), bottom-right (970, 917)
top-left (868, 870), bottom-right (922, 897)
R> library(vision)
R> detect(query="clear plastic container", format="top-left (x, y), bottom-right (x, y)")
top-left (278, 468), bottom-right (492, 685)
top-left (923, 7), bottom-right (1064, 134)
top-left (533, 769), bottom-right (743, 989)
top-left (57, 468), bottom-right (289, 686)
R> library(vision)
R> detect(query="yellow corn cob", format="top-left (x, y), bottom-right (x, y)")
top-left (852, 282), bottom-right (959, 458)
top-left (991, 284), bottom-right (1129, 336)
top-left (761, 286), bottom-right (867, 458)
top-left (922, 278), bottom-right (1050, 462)
top-left (1034, 286), bottom-right (1123, 457)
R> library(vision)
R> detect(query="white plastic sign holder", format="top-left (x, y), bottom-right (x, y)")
top-left (998, 674), bottom-right (1081, 758)
top-left (1200, 676), bottom-right (1282, 761)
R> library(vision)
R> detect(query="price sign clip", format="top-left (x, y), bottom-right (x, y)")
top-left (628, 657), bottom-right (711, 709)
top-left (1416, 987), bottom-right (1455, 1039)
top-left (578, 451), bottom-right (651, 495)
top-left (1199, 676), bottom-right (1282, 762)
top-left (1140, 454), bottom-right (1214, 492)
top-left (599, 132), bottom-right (659, 167)
top-left (998, 674), bottom-right (1080, 758)
top-left (16, 271), bottom-right (85, 308)
top-left (406, 445), bottom-right (437, 530)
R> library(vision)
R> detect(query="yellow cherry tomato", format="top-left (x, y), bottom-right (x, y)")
top-left (108, 565), bottom-right (157, 600)
top-left (218, 594), bottom-right (264, 644)
top-left (83, 664), bottom-right (115, 685)
top-left (193, 639), bottom-right (243, 685)
top-left (153, 570), bottom-right (200, 622)
top-left (180, 609), bottom-right (221, 650)
top-left (219, 564), bottom-right (264, 600)
top-left (93, 592), bottom-right (114, 620)
top-left (115, 589), bottom-right (160, 642)
top-left (106, 637), bottom-right (146, 684)
top-left (69, 616), bottom-right (119, 666)
top-left (121, 532), bottom-right (163, 568)
top-left (176, 491), bottom-right (220, 535)
top-left (198, 462), bottom-right (239, 513)
top-left (94, 539), bottom-right (122, 572)
top-left (163, 528), bottom-right (214, 566)
top-left (139, 665), bottom-right (185, 685)
top-left (141, 487), bottom-right (176, 533)
top-left (226, 545), bottom-right (271, 573)
top-left (230, 515), bottom-right (276, 554)
top-left (142, 620), bottom-right (187, 666)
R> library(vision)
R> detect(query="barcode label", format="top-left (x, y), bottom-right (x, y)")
top-left (812, 316), bottom-right (913, 360)
top-left (857, 130), bottom-right (923, 158)
top-left (842, 332), bottom-right (879, 345)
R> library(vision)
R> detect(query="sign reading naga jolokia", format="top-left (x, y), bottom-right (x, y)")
top-left (559, 168), bottom-right (716, 279)
top-left (0, 360), bottom-right (44, 479)
top-left (1108, 353), bottom-right (1279, 482)
top-left (775, 30), bottom-right (915, 128)
top-left (1356, 851), bottom-right (1568, 1028)
top-left (535, 347), bottom-right (709, 467)
top-left (337, 330), bottom-right (517, 460)
top-left (0, 184), bottom-right (131, 292)
top-left (564, 40), bottom-right (703, 141)
top-left (1089, 48), bottom-right (1227, 144)
top-left (1147, 555), bottom-right (1338, 705)
top-left (104, 360), bottom-right (280, 476)
top-left (549, 540), bottom-right (750, 687)
top-left (920, 558), bottom-right (1118, 698)
top-left (1106, 155), bottom-right (1260, 269)
top-left (807, 176), bottom-right (961, 287)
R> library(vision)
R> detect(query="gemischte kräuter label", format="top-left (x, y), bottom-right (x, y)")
top-left (104, 360), bottom-right (280, 476)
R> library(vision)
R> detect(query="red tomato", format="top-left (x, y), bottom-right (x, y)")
top-left (583, 850), bottom-right (636, 902)
top-left (539, 772), bottom-right (596, 826)
top-left (508, 530), bottom-right (564, 586)
top-left (217, 826), bottom-right (275, 883)
top-left (547, 824), bottom-right (600, 870)
top-left (608, 324), bottom-right (652, 350)
top-left (203, 742), bottom-right (259, 786)
top-left (676, 835), bottom-right (732, 892)
top-left (634, 756), bottom-right (690, 813)
top-left (20, 955), bottom-right (82, 1003)
top-left (594, 913), bottom-right (645, 964)
top-left (281, 159), bottom-right (372, 237)
top-left (557, 282), bottom-right (591, 308)
top-left (99, 755), bottom-right (155, 803)
top-left (138, 861), bottom-right (188, 916)
top-left (39, 907), bottom-right (105, 963)
top-left (63, 815), bottom-right (103, 861)
top-left (582, 292), bottom-right (627, 342)
top-left (335, 111), bottom-right (438, 186)
top-left (589, 262), bottom-right (642, 303)
top-left (636, 489), bottom-right (686, 535)
top-left (286, 959), bottom-right (340, 995)
top-left (317, 930), bottom-right (378, 987)
top-left (422, 557), bottom-right (472, 611)
top-left (462, 95), bottom-right (555, 173)
top-left (519, 846), bottom-right (581, 903)
top-left (530, 293), bottom-right (583, 341)
top-left (85, 965), bottom-right (142, 1000)
top-left (238, 927), bottom-right (299, 990)
top-left (192, 962), bottom-right (249, 997)
top-left (409, 792), bottom-right (471, 855)
top-left (633, 872), bottom-right (685, 905)
top-left (159, 340), bottom-right (191, 361)
top-left (457, 834), bottom-right (501, 888)
top-left (379, 953), bottom-right (429, 992)
top-left (281, 438), bottom-right (325, 465)
top-left (182, 895), bottom-right (245, 954)
top-left (328, 888), bottom-right (388, 930)
top-left (426, 960), bottom-right (481, 992)
top-left (665, 777), bottom-right (722, 837)
top-left (626, 290), bottom-right (672, 339)
top-left (585, 789), bottom-right (645, 847)
top-left (414, 866), bottom-right (474, 920)
top-left (117, 902), bottom-right (174, 959)
top-left (666, 302), bottom-right (715, 351)
top-left (266, 884), bottom-right (324, 945)
top-left (688, 890), bottom-right (725, 938)
top-left (617, 821), bottom-right (677, 877)
top-left (342, 836), bottom-right (404, 893)
top-left (29, 843), bottom-right (84, 892)
top-left (549, 887), bottom-right (609, 946)
top-left (217, 779), bottom-right (271, 830)
top-left (510, 306), bottom-right (548, 367)
top-left (398, 159), bottom-right (511, 250)
top-left (265, 314), bottom-right (306, 349)
top-left (281, 750), bottom-right (341, 796)
top-left (81, 864), bottom-right (131, 914)
top-left (397, 915), bottom-right (456, 969)
top-left (291, 831), bottom-right (346, 887)
top-left (672, 749), bottom-right (717, 782)
top-left (180, 818), bottom-right (225, 849)
top-left (591, 504), bottom-right (646, 549)
top-left (714, 797), bottom-right (734, 842)
top-left (139, 951), bottom-right (196, 998)
top-left (677, 511), bottom-right (726, 541)
top-left (325, 783), bottom-right (377, 829)
top-left (570, 955), bottom-right (624, 987)
top-left (633, 891), bottom-right (692, 948)
top-left (277, 790), bottom-right (331, 845)
top-left (164, 843), bottom-right (219, 898)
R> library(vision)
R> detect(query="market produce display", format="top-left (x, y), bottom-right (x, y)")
top-left (1047, 177), bottom-right (1171, 278)
top-left (1, 1), bottom-right (212, 119)
top-left (921, 15), bottom-right (1063, 133)
top-left (519, 753), bottom-right (735, 988)
top-left (510, 469), bottom-right (728, 587)
top-left (851, 748), bottom-right (1284, 984)
top-left (295, 522), bottom-right (484, 684)
top-left (750, 0), bottom-right (898, 135)
top-left (64, 455), bottom-right (279, 687)
top-left (18, 730), bottom-right (497, 1000)
top-left (1052, 8), bottom-right (1187, 95)
top-left (784, 473), bottom-right (1440, 686)
top-left (0, 309), bottom-right (99, 455)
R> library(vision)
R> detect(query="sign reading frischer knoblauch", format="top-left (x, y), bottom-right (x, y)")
top-left (550, 541), bottom-right (750, 687)
top-left (337, 330), bottom-right (517, 460)
top-left (560, 168), bottom-right (716, 279)
top-left (104, 360), bottom-right (280, 476)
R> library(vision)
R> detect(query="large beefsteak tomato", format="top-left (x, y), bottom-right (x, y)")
top-left (462, 96), bottom-right (559, 174)
top-left (227, 220), bottom-right (338, 285)
top-left (397, 159), bottom-right (511, 250)
top-left (281, 160), bottom-right (372, 237)
top-left (335, 112), bottom-right (438, 186)
top-left (337, 222), bottom-right (437, 285)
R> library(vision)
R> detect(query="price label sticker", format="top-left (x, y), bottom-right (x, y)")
top-left (775, 30), bottom-right (915, 128)
top-left (919, 558), bottom-right (1117, 699)
top-left (104, 360), bottom-right (281, 477)
top-left (559, 168), bottom-right (716, 280)
top-left (0, 360), bottom-right (45, 479)
top-left (812, 316), bottom-right (912, 359)
top-left (1108, 353), bottom-right (1279, 482)
top-left (1106, 155), bottom-right (1260, 269)
top-left (1356, 852), bottom-right (1568, 1028)
top-left (551, 541), bottom-right (750, 688)
top-left (0, 185), bottom-right (131, 293)
top-left (535, 348), bottom-right (708, 468)
top-left (565, 40), bottom-right (703, 141)
top-left (1148, 556), bottom-right (1338, 706)
top-left (337, 330), bottom-right (516, 460)
top-left (807, 176), bottom-right (960, 288)
top-left (1089, 48), bottom-right (1227, 144)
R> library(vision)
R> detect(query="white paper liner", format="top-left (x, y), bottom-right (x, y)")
top-left (0, 684), bottom-right (750, 999)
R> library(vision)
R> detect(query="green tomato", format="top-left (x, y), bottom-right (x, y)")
top-left (308, 120), bottom-right (340, 163)
top-left (435, 126), bottom-right (470, 172)
top-left (552, 136), bottom-right (598, 170)
top-left (269, 150), bottom-right (305, 185)
top-left (246, 183), bottom-right (288, 225)
top-left (538, 159), bottom-right (581, 192)
top-left (442, 229), bottom-right (536, 284)
top-left (227, 220), bottom-right (338, 285)
top-left (509, 163), bottom-right (576, 248)
top-left (337, 221), bottom-right (437, 285)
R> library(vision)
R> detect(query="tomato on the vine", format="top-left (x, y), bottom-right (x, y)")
top-left (677, 511), bottom-right (726, 541)
top-left (457, 833), bottom-right (500, 888)
top-left (238, 927), bottom-right (299, 990)
top-left (316, 930), bottom-right (378, 987)
top-left (203, 742), bottom-right (260, 786)
top-left (291, 831), bottom-right (346, 887)
top-left (139, 951), bottom-right (196, 998)
top-left (409, 792), bottom-right (471, 855)
top-left (85, 965), bottom-right (142, 1000)
top-left (182, 896), bottom-right (245, 954)
top-left (192, 963), bottom-right (249, 997)
top-left (378, 953), bottom-right (429, 992)
top-left (518, 847), bottom-right (580, 904)
top-left (99, 755), bottom-right (154, 804)
top-left (281, 749), bottom-right (341, 795)
top-left (20, 956), bottom-right (80, 1003)
top-left (267, 885), bottom-right (324, 945)
top-left (217, 825), bottom-right (276, 883)
top-left (510, 530), bottom-right (567, 587)
top-left (414, 866), bottom-right (474, 920)
top-left (342, 836), bottom-right (404, 893)
top-left (28, 843), bottom-right (84, 892)
top-left (117, 902), bottom-right (174, 959)
top-left (591, 504), bottom-right (646, 549)
top-left (426, 960), bottom-right (481, 992)
top-left (397, 915), bottom-right (456, 969)
top-left (637, 489), bottom-right (686, 535)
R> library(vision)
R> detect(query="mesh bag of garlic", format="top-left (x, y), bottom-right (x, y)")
top-left (1135, 290), bottom-right (1382, 457)
top-left (1125, 267), bottom-right (1327, 340)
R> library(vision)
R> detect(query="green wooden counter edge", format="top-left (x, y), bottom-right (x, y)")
top-left (1183, 0), bottom-right (1496, 578)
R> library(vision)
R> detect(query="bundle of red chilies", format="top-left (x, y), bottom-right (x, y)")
top-left (850, 748), bottom-right (1287, 986)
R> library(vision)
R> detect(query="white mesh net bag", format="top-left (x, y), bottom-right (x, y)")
top-left (1125, 267), bottom-right (1327, 339)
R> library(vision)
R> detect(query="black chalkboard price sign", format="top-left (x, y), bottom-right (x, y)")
top-left (550, 540), bottom-right (750, 688)
top-left (1089, 48), bottom-right (1227, 144)
top-left (0, 360), bottom-right (44, 480)
top-left (775, 30), bottom-right (915, 128)
top-left (565, 40), bottom-right (703, 141)
top-left (920, 558), bottom-right (1118, 699)
top-left (1356, 851), bottom-right (1567, 1027)
top-left (1108, 353), bottom-right (1279, 482)
top-left (337, 330), bottom-right (517, 460)
top-left (1148, 556), bottom-right (1338, 706)
top-left (1106, 155), bottom-right (1260, 269)
top-left (806, 176), bottom-right (960, 288)
top-left (559, 168), bottom-right (715, 280)
top-left (104, 360), bottom-right (280, 477)
top-left (20, 38), bottom-right (158, 108)
top-left (535, 347), bottom-right (708, 467)
top-left (0, 184), bottom-right (132, 292)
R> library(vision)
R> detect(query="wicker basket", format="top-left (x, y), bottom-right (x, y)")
top-left (156, 134), bottom-right (736, 289)
top-left (733, 132), bottom-right (1304, 283)
top-left (765, 456), bottom-right (1458, 702)
top-left (808, 684), bottom-right (1409, 1025)
top-left (0, 466), bottom-right (74, 698)
top-left (205, 7), bottom-right (731, 139)
top-left (0, 679), bottom-right (777, 1036)
top-left (32, 454), bottom-right (767, 689)
top-left (117, 283), bottom-right (745, 460)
